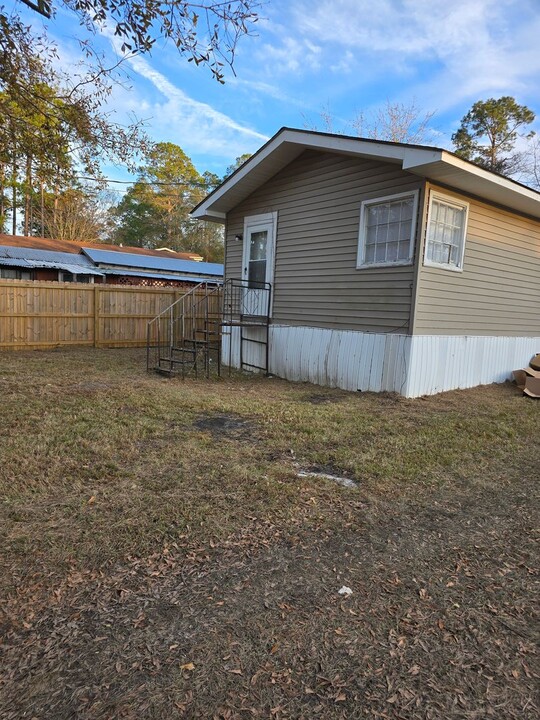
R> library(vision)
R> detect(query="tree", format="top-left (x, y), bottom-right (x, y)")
top-left (525, 138), bottom-right (540, 189)
top-left (353, 100), bottom-right (435, 144)
top-left (62, 0), bottom-right (260, 82)
top-left (0, 1), bottom-right (259, 235)
top-left (35, 186), bottom-right (114, 241)
top-left (2, 1), bottom-right (259, 92)
top-left (452, 97), bottom-right (536, 175)
top-left (223, 153), bottom-right (252, 180)
top-left (303, 100), bottom-right (436, 144)
top-left (108, 184), bottom-right (160, 248)
top-left (0, 14), bottom-right (149, 235)
top-left (109, 142), bottom-right (224, 262)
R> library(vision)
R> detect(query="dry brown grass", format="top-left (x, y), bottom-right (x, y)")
top-left (0, 348), bottom-right (538, 719)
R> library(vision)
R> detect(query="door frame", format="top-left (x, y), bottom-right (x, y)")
top-left (242, 211), bottom-right (277, 316)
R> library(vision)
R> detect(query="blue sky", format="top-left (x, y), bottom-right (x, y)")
top-left (21, 0), bottom-right (540, 183)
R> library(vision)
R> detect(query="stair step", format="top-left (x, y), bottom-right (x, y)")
top-left (159, 357), bottom-right (196, 366)
top-left (170, 346), bottom-right (197, 354)
top-left (148, 278), bottom-right (269, 377)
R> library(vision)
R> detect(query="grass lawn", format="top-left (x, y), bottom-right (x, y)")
top-left (0, 347), bottom-right (538, 719)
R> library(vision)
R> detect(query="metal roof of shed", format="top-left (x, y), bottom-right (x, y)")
top-left (0, 246), bottom-right (103, 275)
top-left (102, 269), bottom-right (221, 283)
top-left (82, 248), bottom-right (223, 276)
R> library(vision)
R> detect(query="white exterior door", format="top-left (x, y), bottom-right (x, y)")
top-left (242, 212), bottom-right (277, 316)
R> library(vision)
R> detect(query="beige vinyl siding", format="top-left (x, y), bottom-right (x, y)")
top-left (414, 184), bottom-right (540, 336)
top-left (225, 150), bottom-right (424, 333)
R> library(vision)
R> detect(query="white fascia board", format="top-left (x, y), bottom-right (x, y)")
top-left (191, 133), bottom-right (291, 220)
top-left (192, 127), bottom-right (540, 222)
top-left (281, 129), bottom-right (408, 162)
top-left (406, 151), bottom-right (540, 219)
top-left (194, 210), bottom-right (226, 223)
top-left (191, 129), bottom-right (412, 221)
top-left (401, 148), bottom-right (444, 169)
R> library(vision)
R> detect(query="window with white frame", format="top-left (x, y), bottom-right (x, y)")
top-left (424, 193), bottom-right (469, 270)
top-left (357, 191), bottom-right (418, 268)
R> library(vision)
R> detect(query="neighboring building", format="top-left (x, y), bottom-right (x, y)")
top-left (192, 127), bottom-right (540, 397)
top-left (0, 235), bottom-right (203, 262)
top-left (0, 235), bottom-right (222, 287)
top-left (0, 245), bottom-right (103, 282)
top-left (81, 247), bottom-right (223, 287)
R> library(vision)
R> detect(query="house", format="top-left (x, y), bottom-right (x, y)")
top-left (0, 235), bottom-right (222, 287)
top-left (191, 127), bottom-right (540, 397)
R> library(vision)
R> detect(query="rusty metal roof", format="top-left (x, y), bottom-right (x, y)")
top-left (0, 246), bottom-right (103, 275)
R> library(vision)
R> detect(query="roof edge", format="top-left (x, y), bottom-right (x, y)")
top-left (191, 127), bottom-right (540, 222)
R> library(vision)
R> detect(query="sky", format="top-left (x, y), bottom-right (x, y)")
top-left (18, 0), bottom-right (540, 184)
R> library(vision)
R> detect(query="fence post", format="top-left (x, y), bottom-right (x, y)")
top-left (94, 285), bottom-right (100, 348)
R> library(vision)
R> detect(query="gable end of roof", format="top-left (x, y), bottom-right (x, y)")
top-left (191, 127), bottom-right (540, 222)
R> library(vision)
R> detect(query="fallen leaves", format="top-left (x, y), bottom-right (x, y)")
top-left (1, 359), bottom-right (538, 720)
top-left (179, 662), bottom-right (195, 672)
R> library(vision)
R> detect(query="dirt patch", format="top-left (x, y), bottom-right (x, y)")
top-left (193, 413), bottom-right (257, 439)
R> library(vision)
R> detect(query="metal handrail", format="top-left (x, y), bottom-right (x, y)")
top-left (147, 281), bottom-right (207, 327)
top-left (146, 281), bottom-right (222, 375)
top-left (146, 278), bottom-right (272, 378)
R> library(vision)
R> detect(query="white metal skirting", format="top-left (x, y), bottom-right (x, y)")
top-left (404, 335), bottom-right (540, 397)
top-left (221, 326), bottom-right (267, 372)
top-left (222, 324), bottom-right (540, 397)
top-left (269, 325), bottom-right (411, 393)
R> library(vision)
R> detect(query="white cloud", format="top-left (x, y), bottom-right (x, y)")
top-left (88, 27), bottom-right (269, 166)
top-left (293, 0), bottom-right (505, 56)
top-left (125, 53), bottom-right (268, 146)
top-left (35, 22), bottom-right (271, 175)
top-left (260, 0), bottom-right (540, 111)
top-left (227, 76), bottom-right (308, 107)
top-left (253, 32), bottom-right (323, 75)
top-left (330, 50), bottom-right (355, 74)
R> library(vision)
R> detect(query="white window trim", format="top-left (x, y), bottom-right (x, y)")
top-left (423, 191), bottom-right (469, 273)
top-left (356, 190), bottom-right (419, 270)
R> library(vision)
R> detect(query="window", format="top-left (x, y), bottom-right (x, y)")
top-left (58, 271), bottom-right (93, 283)
top-left (0, 268), bottom-right (32, 280)
top-left (247, 230), bottom-right (268, 288)
top-left (424, 193), bottom-right (469, 271)
top-left (357, 191), bottom-right (418, 268)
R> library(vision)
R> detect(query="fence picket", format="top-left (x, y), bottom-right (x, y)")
top-left (0, 279), bottom-right (214, 351)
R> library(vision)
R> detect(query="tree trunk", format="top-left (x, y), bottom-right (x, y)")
top-left (0, 163), bottom-right (5, 231)
top-left (40, 180), bottom-right (45, 237)
top-left (23, 153), bottom-right (32, 236)
top-left (11, 156), bottom-right (17, 235)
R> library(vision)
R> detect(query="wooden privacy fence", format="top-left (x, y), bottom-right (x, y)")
top-left (0, 279), bottom-right (220, 350)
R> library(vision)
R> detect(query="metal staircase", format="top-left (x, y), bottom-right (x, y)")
top-left (146, 281), bottom-right (222, 378)
top-left (146, 278), bottom-right (272, 378)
